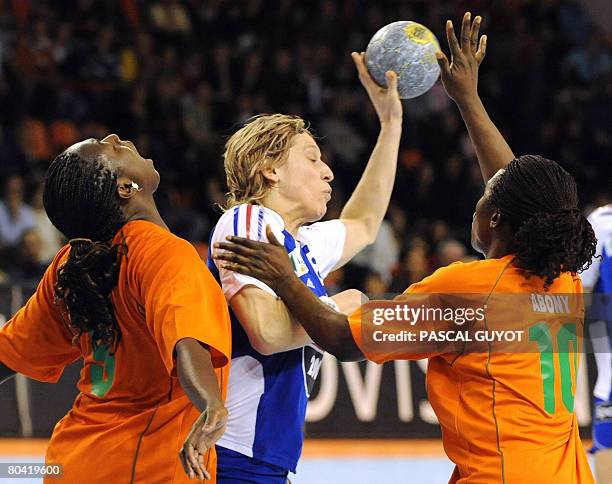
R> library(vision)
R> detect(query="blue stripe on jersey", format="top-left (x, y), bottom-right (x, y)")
top-left (293, 232), bottom-right (326, 294)
top-left (233, 206), bottom-right (239, 236)
top-left (257, 206), bottom-right (264, 239)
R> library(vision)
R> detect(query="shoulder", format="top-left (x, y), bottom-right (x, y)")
top-left (47, 244), bottom-right (71, 272)
top-left (405, 257), bottom-right (511, 294)
top-left (297, 219), bottom-right (346, 273)
top-left (588, 205), bottom-right (612, 238)
top-left (587, 204), bottom-right (612, 221)
top-left (404, 261), bottom-right (469, 293)
top-left (35, 244), bottom-right (71, 292)
top-left (212, 204), bottom-right (285, 242)
top-left (298, 219), bottom-right (345, 242)
top-left (119, 220), bottom-right (200, 264)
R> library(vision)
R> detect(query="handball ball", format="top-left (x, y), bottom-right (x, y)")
top-left (366, 21), bottom-right (441, 99)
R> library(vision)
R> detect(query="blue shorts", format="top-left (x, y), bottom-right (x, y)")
top-left (592, 398), bottom-right (612, 454)
top-left (216, 446), bottom-right (289, 483)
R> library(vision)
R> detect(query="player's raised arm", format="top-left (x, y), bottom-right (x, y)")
top-left (334, 52), bottom-right (403, 269)
top-left (436, 12), bottom-right (515, 182)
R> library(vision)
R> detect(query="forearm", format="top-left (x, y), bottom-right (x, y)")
top-left (176, 338), bottom-right (222, 412)
top-left (231, 288), bottom-right (312, 355)
top-left (456, 96), bottom-right (515, 181)
top-left (0, 363), bottom-right (16, 385)
top-left (251, 300), bottom-right (312, 354)
top-left (340, 123), bottom-right (402, 240)
top-left (276, 276), bottom-right (364, 361)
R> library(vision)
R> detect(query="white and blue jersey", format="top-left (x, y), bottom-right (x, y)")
top-left (206, 204), bottom-right (345, 472)
top-left (581, 204), bottom-right (612, 452)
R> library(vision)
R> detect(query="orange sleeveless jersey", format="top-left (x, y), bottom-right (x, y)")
top-left (0, 220), bottom-right (231, 483)
top-left (350, 255), bottom-right (594, 483)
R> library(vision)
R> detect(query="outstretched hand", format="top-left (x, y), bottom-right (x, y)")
top-left (213, 226), bottom-right (295, 293)
top-left (351, 52), bottom-right (403, 126)
top-left (436, 12), bottom-right (487, 103)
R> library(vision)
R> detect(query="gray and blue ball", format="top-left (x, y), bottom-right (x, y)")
top-left (366, 21), bottom-right (441, 99)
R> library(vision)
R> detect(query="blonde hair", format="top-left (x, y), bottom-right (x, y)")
top-left (223, 114), bottom-right (311, 209)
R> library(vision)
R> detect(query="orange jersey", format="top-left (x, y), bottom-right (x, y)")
top-left (350, 255), bottom-right (594, 483)
top-left (0, 220), bottom-right (231, 483)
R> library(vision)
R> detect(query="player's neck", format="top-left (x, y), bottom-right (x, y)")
top-left (484, 238), bottom-right (512, 260)
top-left (275, 209), bottom-right (306, 237)
top-left (123, 196), bottom-right (169, 231)
top-left (260, 197), bottom-right (307, 237)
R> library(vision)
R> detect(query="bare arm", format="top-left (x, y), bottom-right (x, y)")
top-left (229, 285), bottom-right (363, 355)
top-left (230, 287), bottom-right (312, 355)
top-left (270, 275), bottom-right (364, 361)
top-left (336, 53), bottom-right (403, 268)
top-left (0, 363), bottom-right (16, 384)
top-left (176, 338), bottom-right (225, 412)
top-left (437, 12), bottom-right (515, 182)
top-left (176, 338), bottom-right (227, 481)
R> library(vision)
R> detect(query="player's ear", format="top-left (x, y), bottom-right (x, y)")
top-left (489, 209), bottom-right (502, 229)
top-left (261, 166), bottom-right (280, 185)
top-left (117, 176), bottom-right (141, 200)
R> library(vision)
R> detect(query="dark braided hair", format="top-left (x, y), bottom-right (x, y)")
top-left (488, 155), bottom-right (597, 288)
top-left (43, 150), bottom-right (127, 351)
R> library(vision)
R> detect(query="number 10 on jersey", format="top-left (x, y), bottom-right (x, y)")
top-left (529, 322), bottom-right (579, 414)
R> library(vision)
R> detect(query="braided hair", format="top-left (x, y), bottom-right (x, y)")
top-left (488, 155), bottom-right (597, 288)
top-left (43, 150), bottom-right (127, 351)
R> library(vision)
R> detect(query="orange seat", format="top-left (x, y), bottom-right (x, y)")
top-left (21, 118), bottom-right (53, 161)
top-left (50, 121), bottom-right (80, 151)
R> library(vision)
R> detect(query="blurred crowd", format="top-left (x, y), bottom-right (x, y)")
top-left (0, 0), bottom-right (610, 293)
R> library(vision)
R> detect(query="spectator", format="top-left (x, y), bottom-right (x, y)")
top-left (0, 229), bottom-right (46, 283)
top-left (30, 180), bottom-right (63, 263)
top-left (391, 238), bottom-right (432, 292)
top-left (0, 175), bottom-right (36, 248)
top-left (436, 238), bottom-right (468, 267)
top-left (363, 271), bottom-right (388, 295)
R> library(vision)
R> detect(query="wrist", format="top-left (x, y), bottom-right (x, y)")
top-left (273, 272), bottom-right (301, 297)
top-left (379, 120), bottom-right (403, 133)
top-left (206, 396), bottom-right (224, 408)
top-left (455, 94), bottom-right (483, 112)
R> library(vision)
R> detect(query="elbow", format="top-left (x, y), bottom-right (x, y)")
top-left (250, 338), bottom-right (278, 356)
top-left (247, 327), bottom-right (285, 356)
top-left (362, 232), bottom-right (377, 247)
